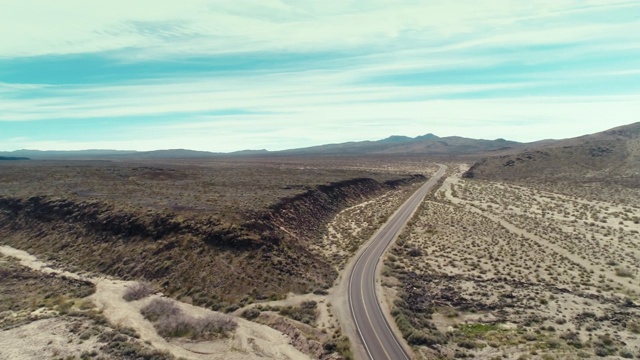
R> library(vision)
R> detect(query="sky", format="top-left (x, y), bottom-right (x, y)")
top-left (1, 0), bottom-right (639, 152)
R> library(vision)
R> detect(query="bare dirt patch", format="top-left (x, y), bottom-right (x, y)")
top-left (0, 245), bottom-right (310, 360)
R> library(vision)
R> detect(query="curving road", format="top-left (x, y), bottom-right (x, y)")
top-left (348, 165), bottom-right (446, 360)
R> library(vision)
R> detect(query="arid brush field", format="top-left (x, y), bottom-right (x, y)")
top-left (2, 123), bottom-right (640, 360)
top-left (0, 156), bottom-right (429, 359)
top-left (0, 158), bottom-right (428, 306)
top-left (381, 123), bottom-right (640, 359)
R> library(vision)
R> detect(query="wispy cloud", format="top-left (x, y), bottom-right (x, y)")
top-left (1, 1), bottom-right (639, 151)
top-left (3, 1), bottom-right (638, 57)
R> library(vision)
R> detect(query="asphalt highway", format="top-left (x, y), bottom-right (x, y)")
top-left (348, 165), bottom-right (446, 360)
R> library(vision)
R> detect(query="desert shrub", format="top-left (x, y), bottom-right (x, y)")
top-left (619, 349), bottom-right (634, 359)
top-left (301, 300), bottom-right (317, 309)
top-left (395, 310), bottom-right (446, 347)
top-left (594, 347), bottom-right (611, 357)
top-left (323, 336), bottom-right (353, 360)
top-left (141, 299), bottom-right (182, 322)
top-left (155, 315), bottom-right (193, 338)
top-left (560, 331), bottom-right (582, 348)
top-left (224, 304), bottom-right (240, 313)
top-left (97, 325), bottom-right (172, 360)
top-left (278, 301), bottom-right (318, 325)
top-left (628, 321), bottom-right (640, 334)
top-left (598, 333), bottom-right (614, 346)
top-left (117, 326), bottom-right (140, 339)
top-left (103, 339), bottom-right (174, 360)
top-left (323, 341), bottom-right (337, 353)
top-left (591, 334), bottom-right (620, 356)
top-left (141, 298), bottom-right (236, 340)
top-left (313, 288), bottom-right (329, 295)
top-left (408, 330), bottom-right (446, 347)
top-left (616, 267), bottom-right (634, 278)
top-left (241, 308), bottom-right (261, 320)
top-left (555, 318), bottom-right (567, 325)
top-left (155, 313), bottom-right (237, 339)
top-left (336, 336), bottom-right (353, 360)
top-left (408, 247), bottom-right (422, 257)
top-left (123, 282), bottom-right (156, 302)
top-left (394, 312), bottom-right (413, 336)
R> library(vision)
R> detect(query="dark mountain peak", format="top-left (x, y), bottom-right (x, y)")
top-left (415, 133), bottom-right (440, 140)
top-left (229, 149), bottom-right (270, 156)
top-left (143, 149), bottom-right (209, 154)
top-left (380, 135), bottom-right (413, 143)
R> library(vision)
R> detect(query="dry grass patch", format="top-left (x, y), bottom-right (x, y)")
top-left (141, 298), bottom-right (237, 340)
top-left (0, 159), bottom-right (424, 312)
top-left (310, 185), bottom-right (419, 270)
top-left (0, 255), bottom-right (95, 329)
top-left (277, 300), bottom-right (319, 326)
top-left (123, 281), bottom-right (157, 301)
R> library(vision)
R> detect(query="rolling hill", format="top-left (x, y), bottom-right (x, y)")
top-left (463, 122), bottom-right (640, 186)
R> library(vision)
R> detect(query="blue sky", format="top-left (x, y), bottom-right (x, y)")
top-left (1, 0), bottom-right (639, 151)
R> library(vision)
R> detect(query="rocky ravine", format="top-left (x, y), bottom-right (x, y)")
top-left (0, 175), bottom-right (425, 312)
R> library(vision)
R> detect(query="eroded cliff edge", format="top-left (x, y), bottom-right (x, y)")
top-left (0, 174), bottom-right (424, 310)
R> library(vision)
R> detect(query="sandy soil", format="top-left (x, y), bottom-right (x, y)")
top-left (0, 245), bottom-right (309, 360)
top-left (0, 318), bottom-right (103, 360)
top-left (382, 164), bottom-right (640, 359)
top-left (310, 186), bottom-right (420, 271)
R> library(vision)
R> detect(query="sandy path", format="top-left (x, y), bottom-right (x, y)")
top-left (0, 245), bottom-right (309, 360)
top-left (0, 245), bottom-right (85, 281)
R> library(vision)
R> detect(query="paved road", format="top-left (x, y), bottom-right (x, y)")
top-left (348, 165), bottom-right (446, 360)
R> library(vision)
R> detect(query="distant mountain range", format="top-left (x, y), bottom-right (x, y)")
top-left (3, 123), bottom-right (639, 170)
top-left (277, 133), bottom-right (525, 156)
top-left (0, 133), bottom-right (524, 160)
top-left (0, 148), bottom-right (239, 160)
